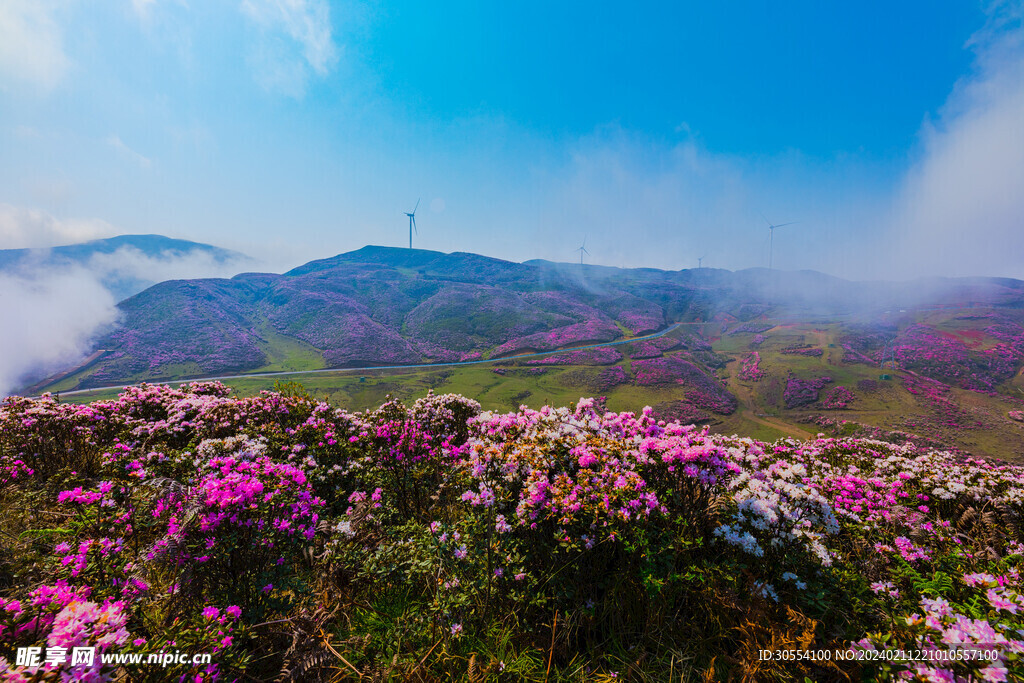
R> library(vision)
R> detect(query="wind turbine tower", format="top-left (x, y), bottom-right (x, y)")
top-left (762, 214), bottom-right (798, 270)
top-left (575, 237), bottom-right (590, 266)
top-left (405, 199), bottom-right (420, 249)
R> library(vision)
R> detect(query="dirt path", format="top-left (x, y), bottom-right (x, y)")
top-left (743, 410), bottom-right (815, 440)
top-left (726, 364), bottom-right (815, 440)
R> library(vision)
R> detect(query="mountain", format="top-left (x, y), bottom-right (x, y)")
top-left (0, 234), bottom-right (251, 301)
top-left (33, 246), bottom-right (1024, 397)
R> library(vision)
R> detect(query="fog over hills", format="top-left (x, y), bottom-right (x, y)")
top-left (0, 235), bottom-right (254, 396)
top-left (25, 244), bottom-right (1024, 395)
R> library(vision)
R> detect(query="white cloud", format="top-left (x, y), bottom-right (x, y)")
top-left (889, 2), bottom-right (1024, 279)
top-left (107, 134), bottom-right (153, 169)
top-left (131, 0), bottom-right (159, 18)
top-left (0, 0), bottom-right (70, 90)
top-left (85, 246), bottom-right (252, 283)
top-left (0, 267), bottom-right (119, 397)
top-left (0, 204), bottom-right (116, 249)
top-left (240, 0), bottom-right (338, 97)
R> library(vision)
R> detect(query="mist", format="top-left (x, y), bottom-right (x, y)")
top-left (0, 267), bottom-right (117, 397)
top-left (0, 245), bottom-right (258, 397)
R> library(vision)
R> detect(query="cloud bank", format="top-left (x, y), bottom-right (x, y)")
top-left (889, 2), bottom-right (1024, 279)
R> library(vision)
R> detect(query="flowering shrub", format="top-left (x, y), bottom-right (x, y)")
top-left (651, 400), bottom-right (709, 425)
top-left (633, 354), bottom-right (737, 414)
top-left (728, 322), bottom-right (774, 336)
top-left (491, 319), bottom-right (622, 357)
top-left (737, 352), bottom-right (764, 381)
top-left (903, 373), bottom-right (985, 431)
top-left (4, 385), bottom-right (1024, 680)
top-left (857, 379), bottom-right (879, 392)
top-left (821, 386), bottom-right (856, 409)
top-left (841, 344), bottom-right (876, 365)
top-left (780, 346), bottom-right (823, 357)
top-left (492, 367), bottom-right (547, 377)
top-left (150, 454), bottom-right (324, 614)
top-left (616, 310), bottom-right (664, 335)
top-left (525, 347), bottom-right (623, 365)
top-left (593, 365), bottom-right (628, 392)
top-left (627, 340), bottom-right (664, 359)
top-left (783, 374), bottom-right (832, 409)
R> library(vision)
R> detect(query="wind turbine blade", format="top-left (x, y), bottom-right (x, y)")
top-left (413, 215), bottom-right (418, 234)
top-left (759, 212), bottom-right (772, 226)
top-left (774, 221), bottom-right (798, 229)
top-left (413, 198), bottom-right (420, 214)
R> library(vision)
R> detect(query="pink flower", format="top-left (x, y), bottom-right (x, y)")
top-left (987, 589), bottom-right (1019, 614)
top-left (964, 573), bottom-right (999, 588)
top-left (980, 663), bottom-right (1009, 682)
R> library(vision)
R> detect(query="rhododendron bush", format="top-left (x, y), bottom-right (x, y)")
top-left (3, 384), bottom-right (1024, 680)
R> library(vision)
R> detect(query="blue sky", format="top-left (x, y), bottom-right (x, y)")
top-left (1, 0), bottom-right (1023, 278)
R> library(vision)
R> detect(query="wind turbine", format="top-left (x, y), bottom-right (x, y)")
top-left (404, 199), bottom-right (420, 249)
top-left (697, 255), bottom-right (706, 269)
top-left (761, 214), bottom-right (798, 270)
top-left (575, 237), bottom-right (590, 265)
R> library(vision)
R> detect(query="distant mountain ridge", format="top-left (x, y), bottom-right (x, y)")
top-left (0, 234), bottom-right (251, 301)
top-left (34, 245), bottom-right (1024, 391)
top-left (0, 234), bottom-right (246, 266)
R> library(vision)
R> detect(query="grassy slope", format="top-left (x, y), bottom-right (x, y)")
top-left (51, 309), bottom-right (1024, 461)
